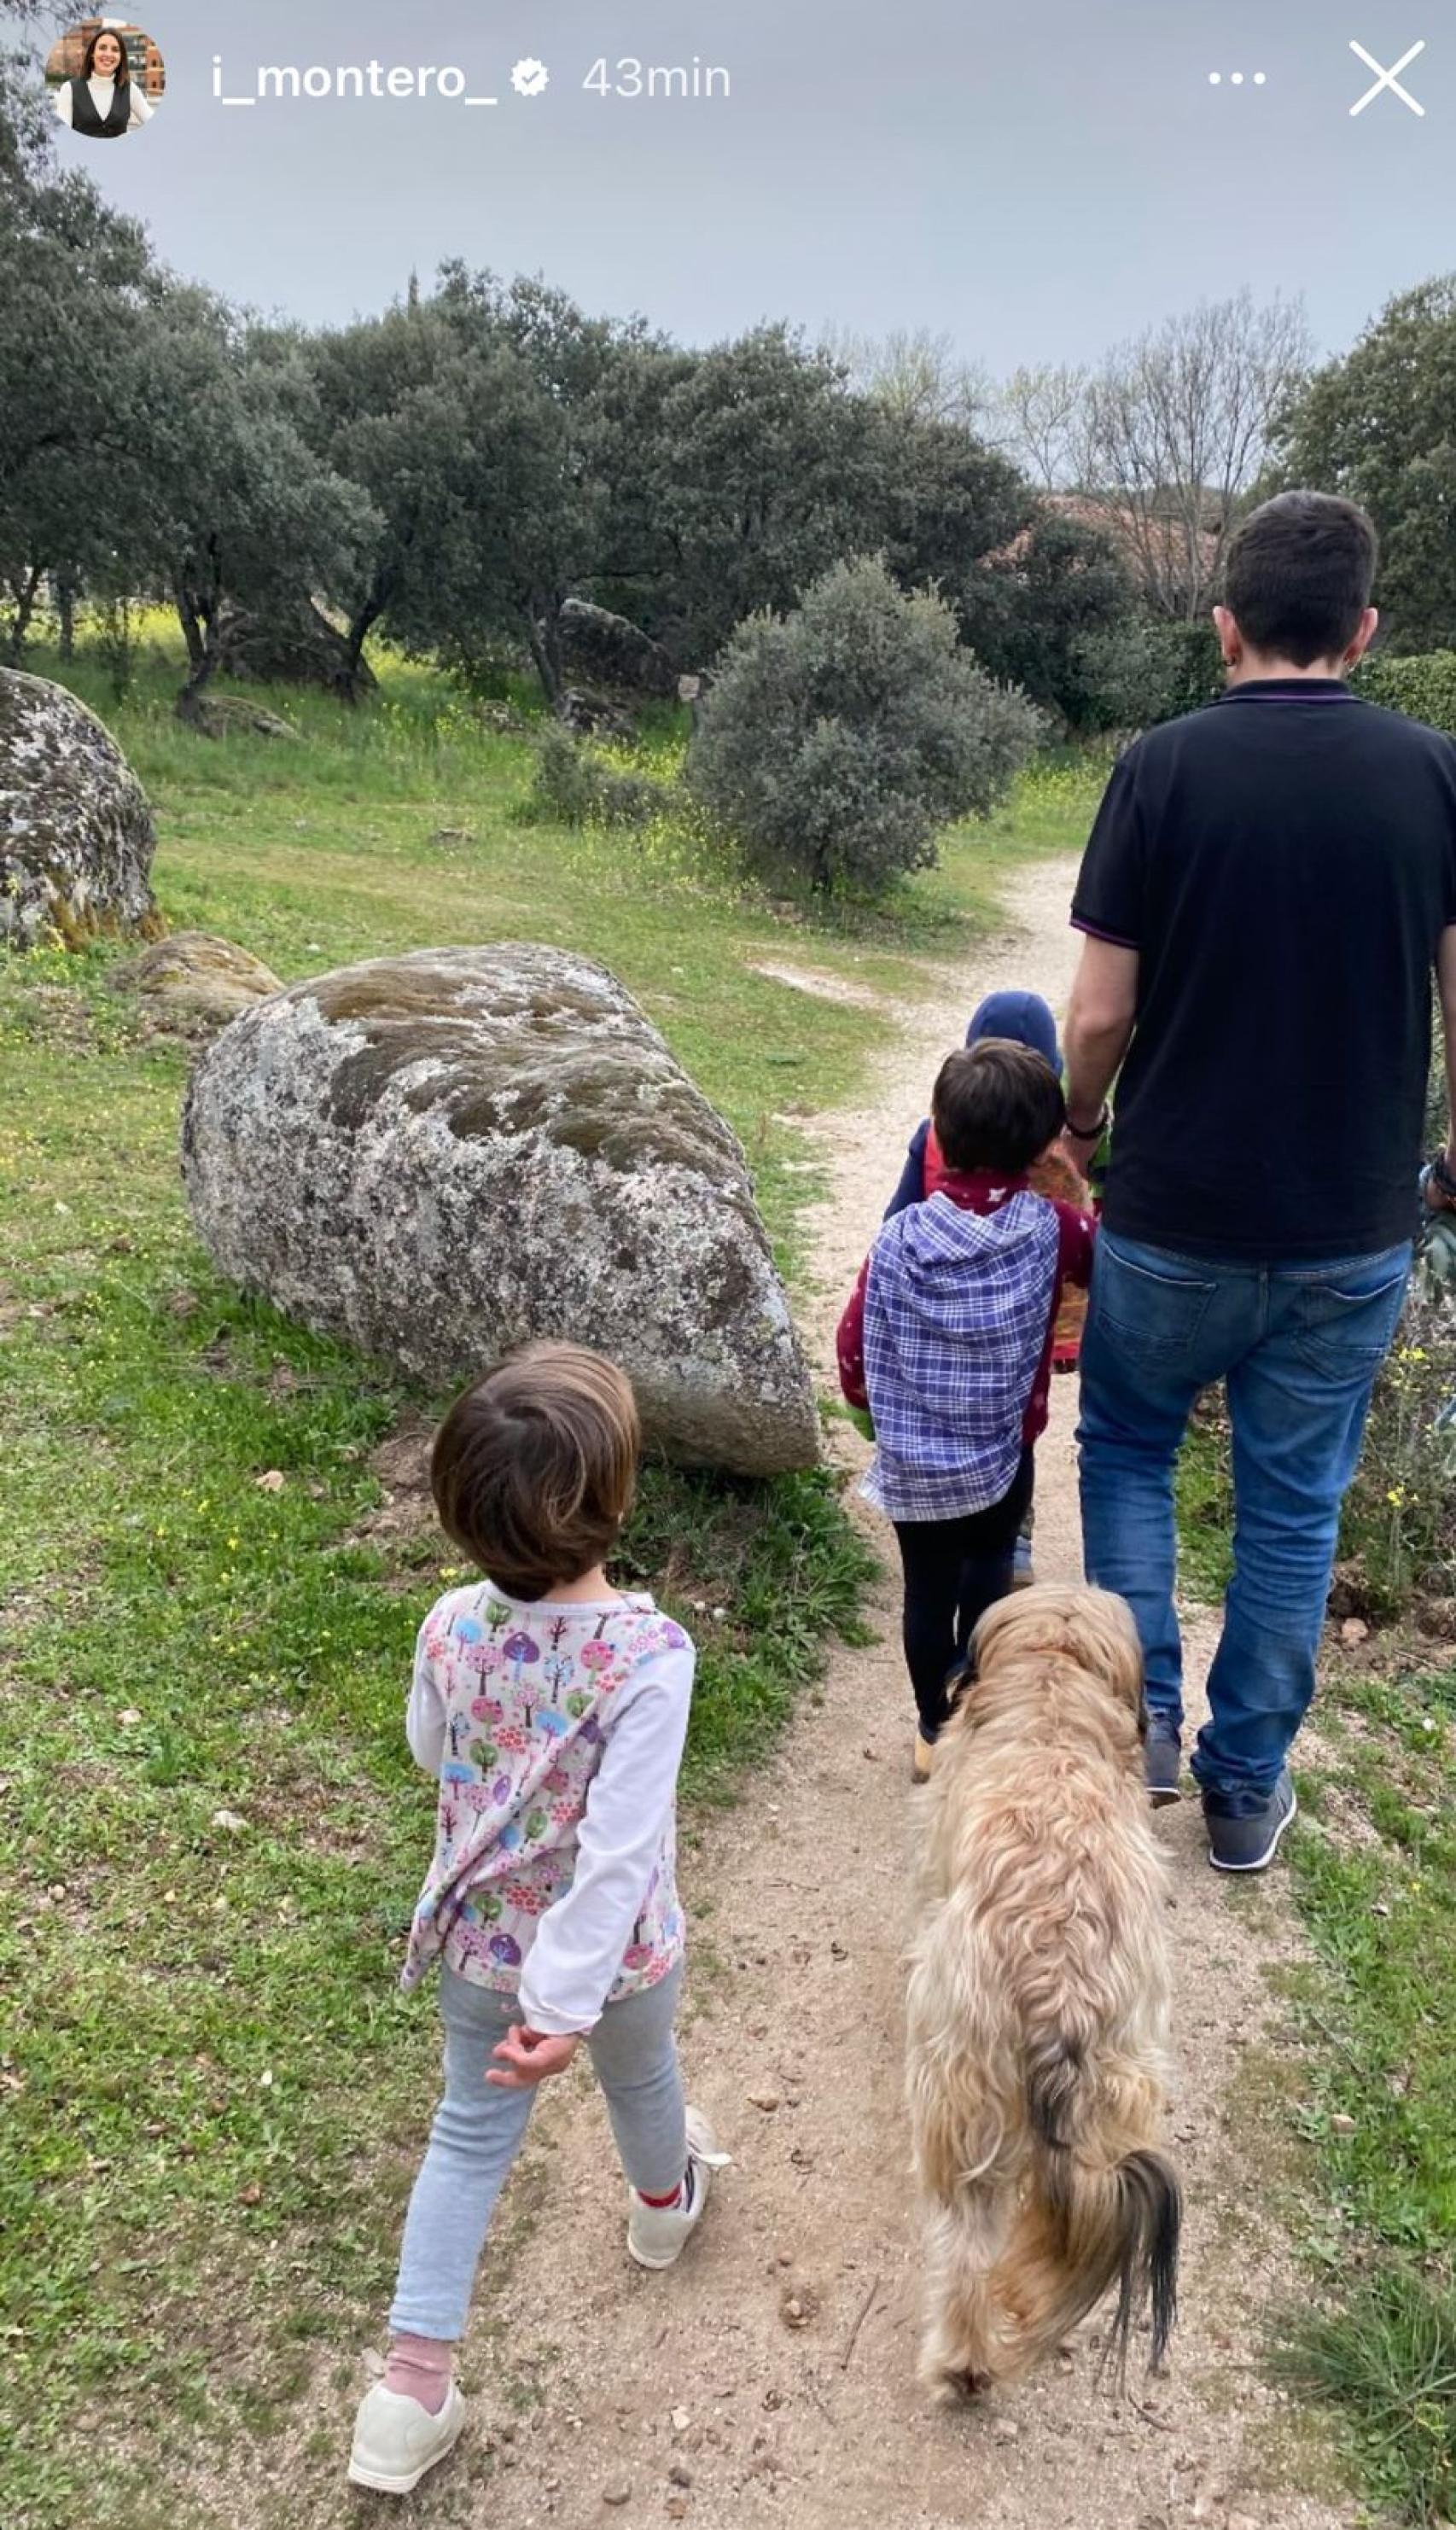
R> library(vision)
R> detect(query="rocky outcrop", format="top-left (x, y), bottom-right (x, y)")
top-left (181, 943), bottom-right (819, 1476)
top-left (212, 598), bottom-right (377, 702)
top-left (175, 692), bottom-right (300, 742)
top-left (0, 668), bottom-right (160, 948)
top-left (110, 931), bottom-right (282, 1029)
top-left (558, 599), bottom-right (678, 699)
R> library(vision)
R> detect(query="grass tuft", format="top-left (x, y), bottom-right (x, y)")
top-left (1278, 2265), bottom-right (1456, 2526)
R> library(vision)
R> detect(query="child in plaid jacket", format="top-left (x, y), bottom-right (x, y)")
top-left (839, 1041), bottom-right (1095, 1779)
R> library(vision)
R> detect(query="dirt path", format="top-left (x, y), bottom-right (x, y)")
top-left (365, 862), bottom-right (1354, 2530)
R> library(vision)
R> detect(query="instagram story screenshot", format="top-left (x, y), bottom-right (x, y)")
top-left (3, 1), bottom-right (1456, 2523)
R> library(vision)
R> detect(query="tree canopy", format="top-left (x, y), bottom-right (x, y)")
top-left (1273, 277), bottom-right (1456, 651)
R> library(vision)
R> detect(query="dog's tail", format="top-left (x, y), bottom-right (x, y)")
top-left (1014, 2038), bottom-right (1180, 2381)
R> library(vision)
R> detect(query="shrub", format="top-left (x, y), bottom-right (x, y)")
top-left (1356, 650), bottom-right (1456, 737)
top-left (1336, 1291), bottom-right (1456, 1621)
top-left (530, 723), bottom-right (666, 830)
top-left (1073, 617), bottom-right (1224, 732)
top-left (684, 556), bottom-right (1042, 895)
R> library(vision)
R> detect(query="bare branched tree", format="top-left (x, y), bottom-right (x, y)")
top-left (1076, 292), bottom-right (1313, 618)
top-left (989, 362), bottom-right (1089, 489)
top-left (823, 324), bottom-right (991, 433)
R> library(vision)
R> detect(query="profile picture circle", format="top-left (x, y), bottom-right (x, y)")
top-left (47, 19), bottom-right (166, 141)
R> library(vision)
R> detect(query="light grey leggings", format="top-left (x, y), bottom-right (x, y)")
top-left (390, 1961), bottom-right (687, 2341)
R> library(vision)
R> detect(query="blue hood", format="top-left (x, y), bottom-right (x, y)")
top-left (965, 989), bottom-right (1062, 1076)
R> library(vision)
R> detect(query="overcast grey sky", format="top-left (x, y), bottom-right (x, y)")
top-left (49, 1), bottom-right (1456, 367)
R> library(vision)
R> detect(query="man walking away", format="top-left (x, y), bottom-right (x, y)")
top-left (1060, 492), bottom-right (1456, 1872)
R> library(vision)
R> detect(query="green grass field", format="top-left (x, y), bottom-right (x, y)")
top-left (0, 636), bottom-right (1102, 2527)
top-left (1274, 1654), bottom-right (1456, 2525)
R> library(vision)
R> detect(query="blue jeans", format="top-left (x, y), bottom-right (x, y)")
top-left (1078, 1233), bottom-right (1411, 1816)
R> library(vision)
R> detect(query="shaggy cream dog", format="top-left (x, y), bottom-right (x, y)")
top-left (906, 1584), bottom-right (1179, 2400)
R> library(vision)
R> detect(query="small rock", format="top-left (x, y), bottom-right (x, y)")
top-left (1331, 2113), bottom-right (1357, 2136)
top-left (1341, 1617), bottom-right (1369, 1644)
top-left (118, 1708), bottom-right (142, 1727)
top-left (363, 2348), bottom-right (385, 2379)
top-left (212, 1808), bottom-right (247, 1833)
top-left (747, 2090), bottom-right (780, 2113)
top-left (254, 1468), bottom-right (286, 1493)
top-left (668, 2461), bottom-right (693, 2487)
top-left (671, 2407), bottom-right (690, 2434)
top-left (602, 2483), bottom-right (632, 2509)
top-left (993, 2418), bottom-right (1020, 2444)
top-left (862, 1745), bottom-right (878, 1762)
top-left (666, 2504), bottom-right (689, 2523)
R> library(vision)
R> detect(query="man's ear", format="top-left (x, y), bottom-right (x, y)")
top-left (1213, 604), bottom-right (1241, 668)
top-left (1344, 606), bottom-right (1379, 670)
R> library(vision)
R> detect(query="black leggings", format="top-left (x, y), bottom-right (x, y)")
top-left (893, 1450), bottom-right (1035, 1740)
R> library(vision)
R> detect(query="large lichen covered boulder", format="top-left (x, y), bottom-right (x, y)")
top-left (0, 668), bottom-right (160, 948)
top-left (110, 930), bottom-right (282, 1030)
top-left (180, 943), bottom-right (819, 1476)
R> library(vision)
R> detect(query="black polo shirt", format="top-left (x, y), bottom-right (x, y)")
top-left (1072, 680), bottom-right (1456, 1261)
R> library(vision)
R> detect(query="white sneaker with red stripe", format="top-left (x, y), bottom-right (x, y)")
top-left (626, 2107), bottom-right (731, 2269)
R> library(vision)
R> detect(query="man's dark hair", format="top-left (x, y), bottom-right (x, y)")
top-left (931, 1040), bottom-right (1066, 1177)
top-left (1223, 492), bottom-right (1378, 667)
top-left (430, 1341), bottom-right (639, 1600)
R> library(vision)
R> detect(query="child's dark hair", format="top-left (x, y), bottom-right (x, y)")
top-left (932, 1039), bottom-right (1066, 1176)
top-left (1223, 491), bottom-right (1377, 667)
top-left (430, 1342), bottom-right (640, 1600)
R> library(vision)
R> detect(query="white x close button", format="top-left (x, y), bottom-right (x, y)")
top-left (1349, 38), bottom-right (1427, 116)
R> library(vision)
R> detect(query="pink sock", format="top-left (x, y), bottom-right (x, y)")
top-left (384, 2334), bottom-right (453, 2415)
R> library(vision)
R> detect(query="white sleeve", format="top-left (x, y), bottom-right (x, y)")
top-left (518, 1641), bottom-right (694, 2037)
top-left (131, 91), bottom-right (154, 125)
top-left (405, 1617), bottom-right (447, 1776)
top-left (54, 85), bottom-right (73, 125)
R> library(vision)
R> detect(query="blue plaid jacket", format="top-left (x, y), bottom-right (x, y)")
top-left (860, 1189), bottom-right (1059, 1520)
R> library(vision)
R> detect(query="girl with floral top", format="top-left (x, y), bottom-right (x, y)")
top-left (349, 1343), bottom-right (726, 2498)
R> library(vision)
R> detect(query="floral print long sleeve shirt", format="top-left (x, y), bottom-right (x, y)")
top-left (401, 1584), bottom-right (695, 2036)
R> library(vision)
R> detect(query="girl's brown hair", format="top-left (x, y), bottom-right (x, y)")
top-left (430, 1342), bottom-right (640, 1601)
top-left (82, 26), bottom-right (131, 84)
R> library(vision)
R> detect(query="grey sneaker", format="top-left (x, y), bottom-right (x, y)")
top-left (1206, 1769), bottom-right (1298, 1874)
top-left (1144, 1715), bottom-right (1183, 1806)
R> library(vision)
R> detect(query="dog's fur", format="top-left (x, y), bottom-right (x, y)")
top-left (906, 1583), bottom-right (1179, 2401)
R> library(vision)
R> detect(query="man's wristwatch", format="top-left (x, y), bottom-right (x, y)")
top-left (1065, 1104), bottom-right (1110, 1143)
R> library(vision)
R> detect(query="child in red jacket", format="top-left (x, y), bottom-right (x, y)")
top-left (839, 1042), bottom-right (1096, 1780)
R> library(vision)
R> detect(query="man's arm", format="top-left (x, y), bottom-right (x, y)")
top-left (1062, 936), bottom-right (1139, 1164)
